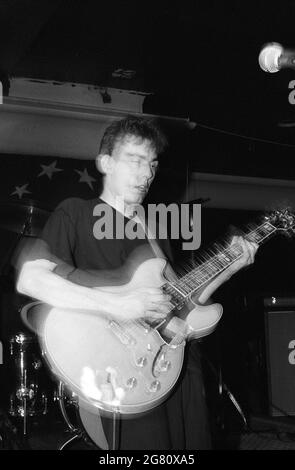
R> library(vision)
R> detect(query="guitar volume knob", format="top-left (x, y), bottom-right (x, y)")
top-left (135, 356), bottom-right (147, 368)
top-left (126, 377), bottom-right (137, 389)
top-left (159, 360), bottom-right (171, 372)
top-left (149, 380), bottom-right (161, 393)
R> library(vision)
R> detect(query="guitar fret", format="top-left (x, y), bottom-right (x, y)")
top-left (247, 222), bottom-right (276, 243)
top-left (247, 232), bottom-right (262, 243)
top-left (163, 283), bottom-right (186, 305)
top-left (171, 219), bottom-right (279, 299)
top-left (262, 222), bottom-right (276, 233)
top-left (172, 279), bottom-right (190, 295)
top-left (183, 275), bottom-right (195, 291)
top-left (199, 265), bottom-right (211, 278)
top-left (206, 262), bottom-right (220, 274)
top-left (216, 256), bottom-right (229, 267)
top-left (211, 259), bottom-right (224, 270)
top-left (250, 230), bottom-right (264, 241)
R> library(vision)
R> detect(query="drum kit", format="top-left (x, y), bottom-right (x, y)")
top-left (0, 199), bottom-right (88, 450)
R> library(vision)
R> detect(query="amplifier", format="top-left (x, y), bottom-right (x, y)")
top-left (264, 308), bottom-right (295, 416)
top-left (264, 296), bottom-right (295, 307)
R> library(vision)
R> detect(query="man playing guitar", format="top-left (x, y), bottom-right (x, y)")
top-left (17, 116), bottom-right (258, 450)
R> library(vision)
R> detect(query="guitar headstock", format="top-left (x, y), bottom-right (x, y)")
top-left (265, 208), bottom-right (295, 236)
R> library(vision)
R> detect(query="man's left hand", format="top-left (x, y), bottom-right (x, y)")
top-left (227, 235), bottom-right (259, 276)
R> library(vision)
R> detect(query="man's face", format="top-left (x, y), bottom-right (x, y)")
top-left (105, 136), bottom-right (158, 205)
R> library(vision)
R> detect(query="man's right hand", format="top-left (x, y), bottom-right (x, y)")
top-left (111, 287), bottom-right (172, 321)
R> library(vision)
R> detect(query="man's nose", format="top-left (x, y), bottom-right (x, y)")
top-left (141, 165), bottom-right (154, 183)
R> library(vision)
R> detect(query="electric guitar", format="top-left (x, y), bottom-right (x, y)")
top-left (23, 209), bottom-right (295, 417)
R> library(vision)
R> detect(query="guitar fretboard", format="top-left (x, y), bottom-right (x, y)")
top-left (163, 220), bottom-right (276, 303)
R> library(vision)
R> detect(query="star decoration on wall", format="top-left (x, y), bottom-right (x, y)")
top-left (75, 168), bottom-right (96, 190)
top-left (38, 161), bottom-right (63, 179)
top-left (11, 183), bottom-right (32, 199)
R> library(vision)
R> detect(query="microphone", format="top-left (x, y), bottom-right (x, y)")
top-left (259, 42), bottom-right (295, 73)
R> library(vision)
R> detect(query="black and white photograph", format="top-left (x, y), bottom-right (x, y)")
top-left (1, 0), bottom-right (295, 457)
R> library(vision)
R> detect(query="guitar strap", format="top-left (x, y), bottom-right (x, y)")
top-left (135, 214), bottom-right (176, 281)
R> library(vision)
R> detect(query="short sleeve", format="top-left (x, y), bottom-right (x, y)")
top-left (13, 198), bottom-right (77, 274)
top-left (40, 200), bottom-right (76, 266)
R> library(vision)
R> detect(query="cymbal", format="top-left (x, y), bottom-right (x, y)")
top-left (0, 198), bottom-right (52, 237)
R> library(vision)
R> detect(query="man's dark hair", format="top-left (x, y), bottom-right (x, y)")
top-left (99, 115), bottom-right (168, 156)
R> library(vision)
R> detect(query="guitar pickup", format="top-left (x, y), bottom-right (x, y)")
top-left (108, 320), bottom-right (136, 346)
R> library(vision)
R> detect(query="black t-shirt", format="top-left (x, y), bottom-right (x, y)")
top-left (37, 197), bottom-right (211, 450)
top-left (40, 197), bottom-right (173, 279)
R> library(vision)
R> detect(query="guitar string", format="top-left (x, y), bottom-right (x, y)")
top-left (119, 222), bottom-right (277, 335)
top-left (179, 222), bottom-right (273, 286)
top-left (141, 216), bottom-right (289, 340)
top-left (177, 229), bottom-right (276, 299)
top-left (165, 222), bottom-right (277, 300)
top-left (117, 221), bottom-right (280, 350)
top-left (175, 222), bottom-right (275, 289)
top-left (174, 235), bottom-right (270, 297)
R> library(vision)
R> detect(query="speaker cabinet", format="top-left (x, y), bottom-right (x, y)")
top-left (265, 307), bottom-right (295, 416)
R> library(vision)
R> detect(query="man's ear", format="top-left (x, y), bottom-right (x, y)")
top-left (95, 154), bottom-right (113, 174)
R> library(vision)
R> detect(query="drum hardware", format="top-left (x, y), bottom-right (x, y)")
top-left (54, 381), bottom-right (92, 450)
top-left (0, 198), bottom-right (51, 238)
top-left (54, 381), bottom-right (79, 434)
top-left (0, 198), bottom-right (51, 432)
top-left (0, 198), bottom-right (51, 283)
top-left (0, 199), bottom-right (92, 448)
top-left (0, 199), bottom-right (50, 443)
top-left (8, 332), bottom-right (50, 437)
top-left (19, 301), bottom-right (90, 449)
top-left (7, 328), bottom-right (87, 448)
top-left (0, 408), bottom-right (23, 449)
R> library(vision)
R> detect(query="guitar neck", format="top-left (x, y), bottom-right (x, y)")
top-left (168, 219), bottom-right (277, 299)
